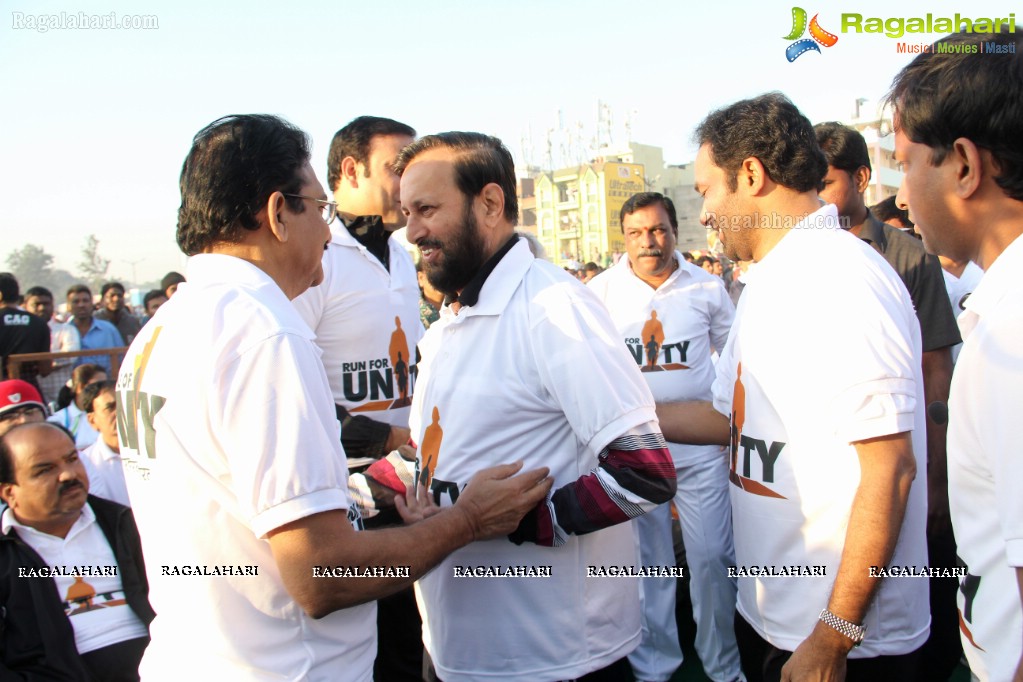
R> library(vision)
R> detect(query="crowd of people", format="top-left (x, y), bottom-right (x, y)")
top-left (0, 27), bottom-right (1020, 682)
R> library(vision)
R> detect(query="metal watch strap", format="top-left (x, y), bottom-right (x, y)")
top-left (818, 608), bottom-right (866, 646)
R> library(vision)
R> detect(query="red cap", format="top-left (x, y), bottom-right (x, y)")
top-left (0, 380), bottom-right (46, 416)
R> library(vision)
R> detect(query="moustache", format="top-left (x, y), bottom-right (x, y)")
top-left (418, 239), bottom-right (444, 250)
top-left (636, 248), bottom-right (663, 257)
top-left (59, 480), bottom-right (84, 495)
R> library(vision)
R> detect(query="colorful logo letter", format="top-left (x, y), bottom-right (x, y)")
top-left (784, 7), bottom-right (838, 62)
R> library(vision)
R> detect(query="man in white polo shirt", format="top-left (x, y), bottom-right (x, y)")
top-left (888, 28), bottom-right (1023, 682)
top-left (394, 132), bottom-right (676, 682)
top-left (115, 115), bottom-right (551, 681)
top-left (291, 115), bottom-right (423, 681)
top-left (658, 93), bottom-right (929, 681)
top-left (588, 191), bottom-right (740, 682)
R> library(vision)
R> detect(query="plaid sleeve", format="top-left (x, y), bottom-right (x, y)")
top-left (509, 422), bottom-right (675, 547)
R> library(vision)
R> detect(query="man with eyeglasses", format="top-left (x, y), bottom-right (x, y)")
top-left (116, 114), bottom-right (550, 681)
top-left (292, 115), bottom-right (423, 682)
top-left (0, 379), bottom-right (48, 436)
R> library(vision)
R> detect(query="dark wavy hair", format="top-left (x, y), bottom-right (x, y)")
top-left (326, 116), bottom-right (415, 192)
top-left (394, 132), bottom-right (518, 224)
top-left (176, 114), bottom-right (311, 256)
top-left (886, 29), bottom-right (1023, 201)
top-left (694, 92), bottom-right (828, 193)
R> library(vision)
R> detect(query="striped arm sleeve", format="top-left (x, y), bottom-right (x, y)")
top-left (509, 422), bottom-right (676, 547)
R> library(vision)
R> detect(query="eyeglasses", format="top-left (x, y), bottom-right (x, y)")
top-left (0, 404), bottom-right (45, 424)
top-left (283, 194), bottom-right (337, 224)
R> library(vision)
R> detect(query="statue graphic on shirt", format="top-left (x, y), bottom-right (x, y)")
top-left (730, 362), bottom-right (745, 482)
top-left (419, 408), bottom-right (443, 488)
top-left (389, 317), bottom-right (411, 407)
top-left (66, 575), bottom-right (97, 614)
top-left (640, 310), bottom-right (665, 370)
top-left (394, 351), bottom-right (408, 402)
top-left (419, 406), bottom-right (443, 487)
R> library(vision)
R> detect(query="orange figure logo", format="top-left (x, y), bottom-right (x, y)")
top-left (729, 361), bottom-right (786, 499)
top-left (640, 310), bottom-right (665, 369)
top-left (389, 317), bottom-right (411, 406)
top-left (420, 406), bottom-right (443, 487)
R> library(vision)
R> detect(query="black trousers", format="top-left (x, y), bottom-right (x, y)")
top-left (373, 586), bottom-right (424, 682)
top-left (734, 611), bottom-right (922, 682)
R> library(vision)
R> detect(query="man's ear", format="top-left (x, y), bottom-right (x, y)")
top-left (265, 191), bottom-right (289, 244)
top-left (86, 412), bottom-right (99, 431)
top-left (0, 482), bottom-right (14, 508)
top-left (340, 156), bottom-right (360, 188)
top-left (479, 183), bottom-right (506, 226)
top-left (951, 138), bottom-right (984, 200)
top-left (854, 166), bottom-right (871, 194)
top-left (739, 157), bottom-right (767, 196)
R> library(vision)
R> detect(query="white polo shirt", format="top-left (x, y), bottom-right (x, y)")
top-left (588, 251), bottom-right (734, 467)
top-left (292, 223), bottom-right (424, 429)
top-left (411, 238), bottom-right (657, 681)
top-left (948, 234), bottom-right (1023, 681)
top-left (2, 504), bottom-right (148, 654)
top-left (712, 206), bottom-right (929, 657)
top-left (80, 438), bottom-right (130, 507)
top-left (117, 254), bottom-right (374, 681)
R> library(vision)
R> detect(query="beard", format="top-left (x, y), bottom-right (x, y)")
top-left (421, 199), bottom-right (487, 297)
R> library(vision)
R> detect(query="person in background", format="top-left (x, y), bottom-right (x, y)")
top-left (160, 272), bottom-right (185, 299)
top-left (140, 290), bottom-right (168, 326)
top-left (48, 363), bottom-right (106, 450)
top-left (95, 282), bottom-right (142, 346)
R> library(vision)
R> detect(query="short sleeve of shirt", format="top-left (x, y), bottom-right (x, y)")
top-left (216, 332), bottom-right (350, 539)
top-left (708, 279), bottom-right (735, 353)
top-left (531, 286), bottom-right (657, 455)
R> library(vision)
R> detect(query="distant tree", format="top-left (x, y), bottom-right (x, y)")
top-left (5, 244), bottom-right (77, 297)
top-left (77, 234), bottom-right (110, 292)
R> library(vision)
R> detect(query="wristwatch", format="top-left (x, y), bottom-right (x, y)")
top-left (818, 609), bottom-right (866, 647)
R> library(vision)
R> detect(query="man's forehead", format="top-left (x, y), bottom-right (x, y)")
top-left (297, 162), bottom-right (327, 199)
top-left (401, 149), bottom-right (458, 192)
top-left (8, 426), bottom-right (75, 463)
top-left (368, 133), bottom-right (415, 159)
top-left (623, 205), bottom-right (669, 228)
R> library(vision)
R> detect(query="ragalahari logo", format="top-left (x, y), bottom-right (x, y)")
top-left (784, 7), bottom-right (839, 62)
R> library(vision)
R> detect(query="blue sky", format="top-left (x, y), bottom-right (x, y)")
top-left (2, 0), bottom-right (1016, 282)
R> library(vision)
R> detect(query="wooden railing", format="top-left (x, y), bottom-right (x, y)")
top-left (6, 347), bottom-right (129, 380)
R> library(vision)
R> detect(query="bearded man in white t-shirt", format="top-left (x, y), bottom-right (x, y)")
top-left (888, 28), bottom-right (1023, 682)
top-left (115, 114), bottom-right (552, 681)
top-left (392, 132), bottom-right (677, 682)
top-left (658, 93), bottom-right (930, 682)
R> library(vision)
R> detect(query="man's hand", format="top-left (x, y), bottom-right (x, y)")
top-left (781, 621), bottom-right (853, 682)
top-left (396, 482), bottom-right (441, 524)
top-left (385, 426), bottom-right (412, 453)
top-left (452, 462), bottom-right (553, 541)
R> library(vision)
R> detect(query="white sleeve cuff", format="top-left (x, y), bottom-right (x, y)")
top-left (250, 487), bottom-right (351, 539)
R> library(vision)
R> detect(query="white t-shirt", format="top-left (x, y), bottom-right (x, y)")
top-left (941, 261), bottom-right (984, 364)
top-left (116, 254), bottom-right (374, 681)
top-left (2, 504), bottom-right (148, 654)
top-left (81, 438), bottom-right (131, 507)
top-left (292, 223), bottom-right (424, 429)
top-left (588, 251), bottom-right (734, 467)
top-left (411, 239), bottom-right (657, 682)
top-left (711, 206), bottom-right (929, 657)
top-left (948, 234), bottom-right (1023, 681)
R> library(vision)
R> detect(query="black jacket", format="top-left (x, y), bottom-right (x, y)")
top-left (0, 495), bottom-right (155, 681)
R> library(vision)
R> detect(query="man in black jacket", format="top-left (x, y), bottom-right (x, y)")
top-left (0, 421), bottom-right (153, 681)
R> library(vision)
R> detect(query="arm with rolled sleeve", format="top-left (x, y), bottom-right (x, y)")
top-left (508, 287), bottom-right (676, 547)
